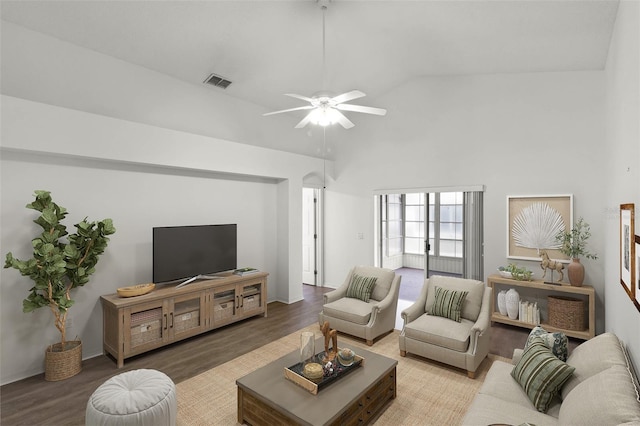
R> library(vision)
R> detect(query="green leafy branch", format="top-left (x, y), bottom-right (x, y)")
top-left (555, 217), bottom-right (598, 260)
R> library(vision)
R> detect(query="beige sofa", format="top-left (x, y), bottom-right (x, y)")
top-left (462, 332), bottom-right (640, 426)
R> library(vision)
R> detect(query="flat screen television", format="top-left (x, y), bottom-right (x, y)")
top-left (153, 224), bottom-right (237, 286)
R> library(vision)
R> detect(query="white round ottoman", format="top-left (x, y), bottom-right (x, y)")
top-left (86, 369), bottom-right (176, 426)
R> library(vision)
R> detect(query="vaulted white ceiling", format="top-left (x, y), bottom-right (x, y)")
top-left (1, 0), bottom-right (620, 157)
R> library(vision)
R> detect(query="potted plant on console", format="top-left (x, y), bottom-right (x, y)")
top-left (4, 190), bottom-right (115, 381)
top-left (555, 217), bottom-right (597, 286)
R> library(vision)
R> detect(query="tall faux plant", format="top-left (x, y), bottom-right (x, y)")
top-left (4, 190), bottom-right (115, 348)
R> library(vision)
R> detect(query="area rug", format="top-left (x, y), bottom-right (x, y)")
top-left (176, 324), bottom-right (508, 425)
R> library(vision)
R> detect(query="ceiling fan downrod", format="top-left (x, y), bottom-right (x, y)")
top-left (262, 0), bottom-right (386, 129)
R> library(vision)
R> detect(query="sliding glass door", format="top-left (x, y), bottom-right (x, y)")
top-left (376, 188), bottom-right (483, 281)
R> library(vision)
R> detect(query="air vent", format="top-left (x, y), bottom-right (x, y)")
top-left (203, 73), bottom-right (232, 89)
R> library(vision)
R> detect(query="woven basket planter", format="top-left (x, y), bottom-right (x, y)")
top-left (45, 340), bottom-right (82, 381)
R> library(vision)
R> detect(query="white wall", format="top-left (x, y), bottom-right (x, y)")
top-left (0, 20), bottom-right (312, 158)
top-left (323, 71), bottom-right (608, 334)
top-left (0, 21), bottom-right (327, 384)
top-left (603, 1), bottom-right (640, 370)
top-left (0, 96), bottom-right (324, 384)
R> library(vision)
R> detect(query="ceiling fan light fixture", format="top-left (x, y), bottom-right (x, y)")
top-left (309, 106), bottom-right (340, 127)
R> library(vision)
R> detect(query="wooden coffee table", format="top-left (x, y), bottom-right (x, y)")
top-left (236, 341), bottom-right (397, 425)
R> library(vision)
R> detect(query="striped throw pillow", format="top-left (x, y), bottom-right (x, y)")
top-left (346, 274), bottom-right (377, 302)
top-left (511, 336), bottom-right (575, 413)
top-left (429, 286), bottom-right (468, 322)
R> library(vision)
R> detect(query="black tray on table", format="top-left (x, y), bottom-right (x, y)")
top-left (283, 350), bottom-right (364, 395)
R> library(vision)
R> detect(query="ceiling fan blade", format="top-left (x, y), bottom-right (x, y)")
top-left (263, 105), bottom-right (313, 116)
top-left (294, 111), bottom-right (314, 129)
top-left (336, 103), bottom-right (387, 116)
top-left (284, 93), bottom-right (315, 103)
top-left (330, 90), bottom-right (366, 105)
top-left (334, 110), bottom-right (355, 129)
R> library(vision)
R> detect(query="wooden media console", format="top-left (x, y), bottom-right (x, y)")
top-left (101, 272), bottom-right (268, 367)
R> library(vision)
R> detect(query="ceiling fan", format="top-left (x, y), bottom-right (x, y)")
top-left (263, 1), bottom-right (387, 129)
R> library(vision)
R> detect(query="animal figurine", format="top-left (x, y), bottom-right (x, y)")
top-left (540, 250), bottom-right (564, 282)
top-left (320, 321), bottom-right (338, 363)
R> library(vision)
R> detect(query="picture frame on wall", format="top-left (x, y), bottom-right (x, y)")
top-left (507, 194), bottom-right (573, 261)
top-left (619, 203), bottom-right (635, 302)
top-left (635, 235), bottom-right (640, 311)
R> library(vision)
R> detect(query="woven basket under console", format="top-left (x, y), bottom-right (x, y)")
top-left (548, 296), bottom-right (585, 331)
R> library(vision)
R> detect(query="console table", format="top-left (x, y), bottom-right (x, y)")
top-left (101, 272), bottom-right (268, 367)
top-left (487, 274), bottom-right (595, 339)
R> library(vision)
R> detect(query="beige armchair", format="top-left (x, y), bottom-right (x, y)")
top-left (399, 275), bottom-right (492, 378)
top-left (318, 266), bottom-right (401, 346)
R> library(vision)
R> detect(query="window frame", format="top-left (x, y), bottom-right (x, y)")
top-left (403, 192), bottom-right (464, 258)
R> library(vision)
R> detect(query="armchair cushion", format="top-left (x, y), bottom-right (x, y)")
top-left (511, 337), bottom-right (575, 413)
top-left (322, 298), bottom-right (373, 325)
top-left (403, 314), bottom-right (473, 352)
top-left (345, 274), bottom-right (377, 302)
top-left (425, 275), bottom-right (485, 321)
top-left (428, 286), bottom-right (468, 322)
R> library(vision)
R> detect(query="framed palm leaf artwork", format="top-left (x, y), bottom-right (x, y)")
top-left (507, 195), bottom-right (573, 261)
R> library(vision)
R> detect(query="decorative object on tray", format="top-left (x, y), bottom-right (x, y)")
top-left (497, 290), bottom-right (508, 316)
top-left (539, 250), bottom-right (564, 283)
top-left (337, 348), bottom-right (356, 367)
top-left (284, 348), bottom-right (365, 395)
top-left (506, 288), bottom-right (520, 320)
top-left (302, 362), bottom-right (324, 382)
top-left (234, 267), bottom-right (259, 276)
top-left (117, 283), bottom-right (155, 298)
top-left (3, 190), bottom-right (116, 381)
top-left (300, 331), bottom-right (315, 366)
top-left (555, 217), bottom-right (598, 286)
top-left (498, 264), bottom-right (533, 281)
top-left (320, 321), bottom-right (338, 363)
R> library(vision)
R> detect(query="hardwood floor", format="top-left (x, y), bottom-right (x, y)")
top-left (1, 284), bottom-right (548, 426)
top-left (1, 285), bottom-right (332, 426)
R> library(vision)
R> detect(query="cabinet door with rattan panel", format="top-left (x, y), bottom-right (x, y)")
top-left (169, 292), bottom-right (206, 340)
top-left (124, 299), bottom-right (169, 358)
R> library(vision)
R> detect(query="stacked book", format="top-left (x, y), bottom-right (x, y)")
top-left (518, 300), bottom-right (540, 325)
top-left (234, 267), bottom-right (259, 276)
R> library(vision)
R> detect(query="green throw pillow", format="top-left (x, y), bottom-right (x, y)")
top-left (511, 337), bottom-right (575, 413)
top-left (525, 326), bottom-right (569, 361)
top-left (346, 274), bottom-right (377, 302)
top-left (428, 286), bottom-right (468, 322)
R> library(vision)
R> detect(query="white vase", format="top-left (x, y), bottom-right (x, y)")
top-left (506, 288), bottom-right (520, 320)
top-left (497, 290), bottom-right (508, 316)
